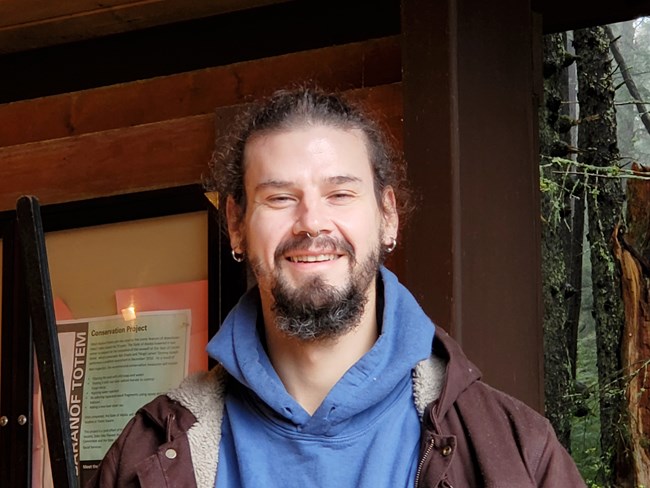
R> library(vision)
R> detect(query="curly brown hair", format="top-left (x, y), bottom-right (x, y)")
top-left (206, 87), bottom-right (411, 228)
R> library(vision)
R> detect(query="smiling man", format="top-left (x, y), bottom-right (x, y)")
top-left (90, 88), bottom-right (585, 487)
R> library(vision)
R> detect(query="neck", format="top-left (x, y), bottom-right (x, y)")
top-left (262, 289), bottom-right (379, 415)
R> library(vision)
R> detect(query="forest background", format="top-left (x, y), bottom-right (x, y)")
top-left (541, 17), bottom-right (650, 488)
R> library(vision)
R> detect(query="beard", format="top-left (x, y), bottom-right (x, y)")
top-left (260, 234), bottom-right (383, 342)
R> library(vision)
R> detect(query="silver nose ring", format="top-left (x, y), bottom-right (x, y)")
top-left (306, 231), bottom-right (320, 239)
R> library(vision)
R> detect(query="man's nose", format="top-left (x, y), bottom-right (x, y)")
top-left (292, 196), bottom-right (332, 237)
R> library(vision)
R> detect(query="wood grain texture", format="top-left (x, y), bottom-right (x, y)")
top-left (615, 164), bottom-right (650, 487)
top-left (0, 84), bottom-right (402, 211)
top-left (0, 37), bottom-right (400, 147)
top-left (0, 0), bottom-right (287, 53)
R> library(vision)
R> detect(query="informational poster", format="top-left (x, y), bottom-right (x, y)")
top-left (56, 310), bottom-right (190, 485)
top-left (33, 281), bottom-right (208, 487)
top-left (115, 279), bottom-right (208, 373)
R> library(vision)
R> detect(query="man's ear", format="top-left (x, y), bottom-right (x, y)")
top-left (381, 187), bottom-right (399, 241)
top-left (226, 196), bottom-right (244, 251)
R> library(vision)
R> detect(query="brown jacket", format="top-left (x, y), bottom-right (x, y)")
top-left (89, 329), bottom-right (585, 487)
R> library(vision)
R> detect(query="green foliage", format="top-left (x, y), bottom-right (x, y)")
top-left (539, 157), bottom-right (581, 227)
top-left (571, 286), bottom-right (650, 486)
top-left (570, 318), bottom-right (633, 486)
top-left (541, 17), bottom-right (650, 487)
top-left (539, 155), bottom-right (650, 228)
top-left (571, 303), bottom-right (606, 485)
top-left (543, 156), bottom-right (650, 181)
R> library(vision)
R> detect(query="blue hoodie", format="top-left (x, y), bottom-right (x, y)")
top-left (206, 267), bottom-right (435, 487)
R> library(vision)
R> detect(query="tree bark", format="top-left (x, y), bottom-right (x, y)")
top-left (561, 31), bottom-right (584, 382)
top-left (609, 21), bottom-right (640, 163)
top-left (613, 163), bottom-right (650, 488)
top-left (540, 33), bottom-right (575, 449)
top-left (574, 26), bottom-right (631, 487)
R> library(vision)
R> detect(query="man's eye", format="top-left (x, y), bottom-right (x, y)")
top-left (329, 192), bottom-right (355, 203)
top-left (266, 195), bottom-right (295, 206)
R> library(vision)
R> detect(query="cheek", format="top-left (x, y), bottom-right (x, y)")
top-left (336, 207), bottom-right (383, 248)
top-left (245, 213), bottom-right (290, 259)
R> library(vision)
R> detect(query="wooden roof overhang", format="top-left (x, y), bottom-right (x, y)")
top-left (3, 0), bottom-right (650, 58)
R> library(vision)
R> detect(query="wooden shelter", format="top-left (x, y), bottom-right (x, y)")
top-left (1, 0), bottom-right (650, 484)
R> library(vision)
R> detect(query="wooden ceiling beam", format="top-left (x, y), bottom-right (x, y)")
top-left (0, 84), bottom-right (402, 211)
top-left (0, 37), bottom-right (400, 147)
top-left (534, 0), bottom-right (650, 33)
top-left (0, 0), bottom-right (290, 54)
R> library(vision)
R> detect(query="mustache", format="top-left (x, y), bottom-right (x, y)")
top-left (274, 234), bottom-right (355, 261)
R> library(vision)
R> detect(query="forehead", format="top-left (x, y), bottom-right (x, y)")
top-left (242, 125), bottom-right (373, 184)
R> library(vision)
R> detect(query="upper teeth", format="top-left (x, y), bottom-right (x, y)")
top-left (289, 254), bottom-right (337, 263)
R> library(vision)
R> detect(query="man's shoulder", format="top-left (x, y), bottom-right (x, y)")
top-left (463, 379), bottom-right (551, 430)
top-left (165, 365), bottom-right (228, 418)
top-left (132, 365), bottom-right (228, 430)
top-left (456, 379), bottom-right (557, 470)
top-left (432, 330), bottom-right (561, 476)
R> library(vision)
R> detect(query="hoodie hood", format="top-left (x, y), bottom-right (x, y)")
top-left (206, 266), bottom-right (435, 433)
top-left (428, 327), bottom-right (482, 417)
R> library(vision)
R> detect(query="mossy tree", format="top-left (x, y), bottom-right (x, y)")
top-left (539, 33), bottom-right (580, 449)
top-left (573, 26), bottom-right (631, 487)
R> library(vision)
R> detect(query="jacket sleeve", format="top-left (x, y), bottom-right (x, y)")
top-left (445, 380), bottom-right (588, 487)
top-left (533, 421), bottom-right (587, 488)
top-left (85, 394), bottom-right (200, 488)
top-left (85, 414), bottom-right (151, 488)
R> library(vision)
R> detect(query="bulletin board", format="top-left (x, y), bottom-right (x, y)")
top-left (0, 184), bottom-right (247, 487)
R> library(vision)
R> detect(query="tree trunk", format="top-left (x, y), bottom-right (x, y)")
top-left (609, 21), bottom-right (638, 163)
top-left (613, 163), bottom-right (650, 488)
top-left (561, 31), bottom-right (584, 382)
top-left (540, 33), bottom-right (575, 449)
top-left (573, 26), bottom-right (631, 487)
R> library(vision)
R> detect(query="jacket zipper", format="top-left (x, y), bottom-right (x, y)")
top-left (414, 437), bottom-right (455, 488)
top-left (420, 395), bottom-right (454, 487)
top-left (414, 437), bottom-right (434, 487)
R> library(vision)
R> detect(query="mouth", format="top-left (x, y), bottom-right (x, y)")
top-left (287, 254), bottom-right (340, 263)
top-left (276, 234), bottom-right (354, 267)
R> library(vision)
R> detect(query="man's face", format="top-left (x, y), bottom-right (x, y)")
top-left (227, 124), bottom-right (398, 338)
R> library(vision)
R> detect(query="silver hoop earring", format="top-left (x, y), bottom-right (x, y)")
top-left (231, 249), bottom-right (245, 263)
top-left (385, 238), bottom-right (397, 254)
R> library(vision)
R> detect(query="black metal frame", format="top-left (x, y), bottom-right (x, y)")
top-left (0, 218), bottom-right (33, 487)
top-left (16, 196), bottom-right (77, 487)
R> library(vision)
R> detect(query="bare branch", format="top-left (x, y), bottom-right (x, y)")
top-left (606, 25), bottom-right (650, 137)
top-left (615, 100), bottom-right (650, 107)
top-left (552, 171), bottom-right (650, 181)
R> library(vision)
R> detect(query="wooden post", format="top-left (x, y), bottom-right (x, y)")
top-left (401, 0), bottom-right (543, 409)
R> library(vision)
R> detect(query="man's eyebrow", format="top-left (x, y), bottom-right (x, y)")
top-left (254, 175), bottom-right (363, 192)
top-left (326, 175), bottom-right (363, 185)
top-left (254, 180), bottom-right (292, 192)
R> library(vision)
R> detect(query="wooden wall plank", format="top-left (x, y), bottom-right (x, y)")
top-left (0, 0), bottom-right (139, 26)
top-left (0, 37), bottom-right (400, 147)
top-left (0, 115), bottom-right (214, 211)
top-left (0, 84), bottom-right (402, 212)
top-left (0, 0), bottom-right (286, 54)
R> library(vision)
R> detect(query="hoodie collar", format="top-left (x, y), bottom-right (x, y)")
top-left (206, 267), bottom-right (436, 431)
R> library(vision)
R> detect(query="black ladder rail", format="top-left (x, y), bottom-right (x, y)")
top-left (0, 218), bottom-right (33, 487)
top-left (16, 195), bottom-right (77, 488)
